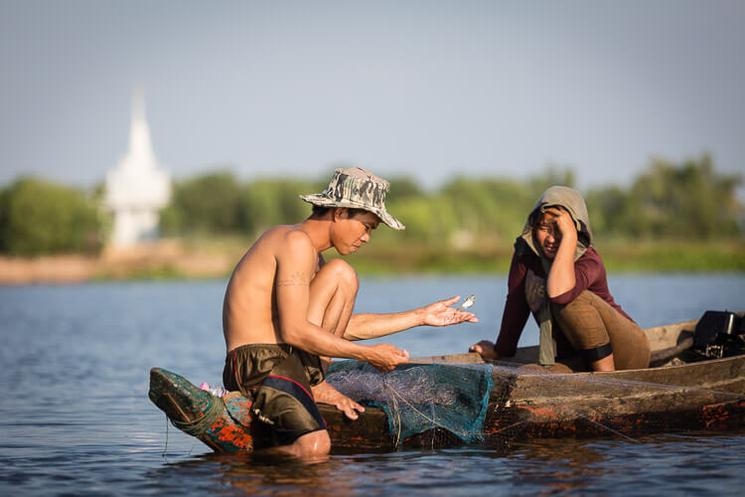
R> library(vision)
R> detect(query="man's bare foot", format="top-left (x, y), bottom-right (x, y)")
top-left (312, 381), bottom-right (365, 420)
top-left (469, 340), bottom-right (499, 362)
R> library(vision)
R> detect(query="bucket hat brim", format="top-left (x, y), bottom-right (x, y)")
top-left (300, 194), bottom-right (405, 231)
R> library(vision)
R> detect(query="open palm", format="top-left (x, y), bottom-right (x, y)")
top-left (421, 296), bottom-right (479, 327)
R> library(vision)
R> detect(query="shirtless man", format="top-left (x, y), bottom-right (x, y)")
top-left (221, 167), bottom-right (477, 459)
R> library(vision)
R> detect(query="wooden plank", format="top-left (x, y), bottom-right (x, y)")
top-left (320, 405), bottom-right (393, 450)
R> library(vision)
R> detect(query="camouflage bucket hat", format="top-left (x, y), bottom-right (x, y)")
top-left (300, 167), bottom-right (405, 230)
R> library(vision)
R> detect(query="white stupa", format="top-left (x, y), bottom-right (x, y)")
top-left (105, 93), bottom-right (171, 247)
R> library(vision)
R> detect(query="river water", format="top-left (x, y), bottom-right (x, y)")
top-left (1, 274), bottom-right (744, 496)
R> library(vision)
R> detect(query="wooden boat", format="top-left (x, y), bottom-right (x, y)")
top-left (148, 314), bottom-right (745, 453)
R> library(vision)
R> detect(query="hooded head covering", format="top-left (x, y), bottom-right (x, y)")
top-left (519, 185), bottom-right (592, 260)
top-left (518, 186), bottom-right (593, 366)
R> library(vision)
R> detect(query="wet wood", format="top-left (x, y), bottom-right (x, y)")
top-left (319, 405), bottom-right (393, 450)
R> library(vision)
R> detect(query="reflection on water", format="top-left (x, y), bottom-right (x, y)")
top-left (1, 275), bottom-right (744, 496)
top-left (142, 431), bottom-right (745, 497)
top-left (153, 454), bottom-right (358, 497)
top-left (507, 439), bottom-right (608, 496)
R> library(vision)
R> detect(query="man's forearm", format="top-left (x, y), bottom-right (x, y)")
top-left (343, 310), bottom-right (424, 340)
top-left (283, 320), bottom-right (376, 361)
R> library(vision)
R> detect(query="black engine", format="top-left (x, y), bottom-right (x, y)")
top-left (690, 310), bottom-right (745, 360)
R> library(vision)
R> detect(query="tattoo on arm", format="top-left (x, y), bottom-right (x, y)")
top-left (277, 271), bottom-right (308, 287)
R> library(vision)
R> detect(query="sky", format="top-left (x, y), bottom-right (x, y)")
top-left (1, 0), bottom-right (744, 192)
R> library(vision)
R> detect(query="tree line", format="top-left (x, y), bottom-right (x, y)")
top-left (0, 154), bottom-right (741, 256)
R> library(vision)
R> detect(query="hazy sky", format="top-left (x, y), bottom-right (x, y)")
top-left (1, 0), bottom-right (744, 191)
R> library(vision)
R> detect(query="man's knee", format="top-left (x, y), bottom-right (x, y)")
top-left (320, 259), bottom-right (359, 293)
top-left (293, 429), bottom-right (331, 458)
top-left (551, 291), bottom-right (609, 352)
top-left (550, 290), bottom-right (595, 319)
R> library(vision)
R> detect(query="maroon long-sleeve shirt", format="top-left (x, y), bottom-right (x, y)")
top-left (494, 246), bottom-right (632, 357)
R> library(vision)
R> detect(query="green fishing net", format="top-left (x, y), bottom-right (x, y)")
top-left (327, 361), bottom-right (494, 445)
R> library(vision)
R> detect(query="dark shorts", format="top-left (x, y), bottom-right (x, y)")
top-left (222, 343), bottom-right (326, 448)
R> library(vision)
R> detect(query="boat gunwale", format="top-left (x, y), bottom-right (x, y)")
top-left (408, 316), bottom-right (745, 393)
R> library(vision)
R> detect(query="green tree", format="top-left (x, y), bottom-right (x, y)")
top-left (585, 186), bottom-right (628, 236)
top-left (239, 178), bottom-right (323, 235)
top-left (585, 154), bottom-right (742, 239)
top-left (441, 177), bottom-right (534, 243)
top-left (161, 170), bottom-right (242, 235)
top-left (0, 177), bottom-right (103, 256)
top-left (386, 176), bottom-right (424, 201)
top-left (626, 154), bottom-right (741, 239)
top-left (386, 194), bottom-right (459, 242)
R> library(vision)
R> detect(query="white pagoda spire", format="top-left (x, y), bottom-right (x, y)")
top-left (105, 91), bottom-right (171, 247)
top-left (127, 90), bottom-right (156, 168)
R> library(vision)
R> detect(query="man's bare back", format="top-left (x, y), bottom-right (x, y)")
top-left (223, 224), bottom-right (317, 351)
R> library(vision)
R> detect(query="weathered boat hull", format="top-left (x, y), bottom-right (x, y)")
top-left (423, 317), bottom-right (745, 440)
top-left (482, 365), bottom-right (745, 441)
top-left (148, 316), bottom-right (745, 452)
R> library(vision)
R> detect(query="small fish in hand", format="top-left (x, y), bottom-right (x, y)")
top-left (459, 295), bottom-right (476, 310)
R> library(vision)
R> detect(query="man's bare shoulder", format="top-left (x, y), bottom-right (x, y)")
top-left (246, 224), bottom-right (297, 251)
top-left (270, 227), bottom-right (317, 288)
top-left (240, 225), bottom-right (315, 265)
top-left (277, 226), bottom-right (315, 254)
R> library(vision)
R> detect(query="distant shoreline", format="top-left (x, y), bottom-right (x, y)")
top-left (1, 238), bottom-right (743, 285)
top-left (0, 240), bottom-right (236, 285)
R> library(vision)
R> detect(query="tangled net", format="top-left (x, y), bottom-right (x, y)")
top-left (327, 361), bottom-right (497, 447)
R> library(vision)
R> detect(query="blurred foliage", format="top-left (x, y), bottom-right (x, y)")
top-left (0, 154), bottom-right (742, 263)
top-left (155, 154), bottom-right (741, 250)
top-left (0, 177), bottom-right (103, 256)
top-left (586, 154), bottom-right (742, 239)
top-left (240, 178), bottom-right (324, 234)
top-left (154, 155), bottom-right (743, 274)
top-left (160, 171), bottom-right (324, 236)
top-left (160, 170), bottom-right (243, 235)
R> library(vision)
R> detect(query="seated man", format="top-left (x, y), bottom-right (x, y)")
top-left (222, 167), bottom-right (477, 459)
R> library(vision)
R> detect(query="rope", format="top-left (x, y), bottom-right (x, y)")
top-left (162, 414), bottom-right (170, 459)
top-left (170, 395), bottom-right (225, 437)
top-left (580, 411), bottom-right (639, 443)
